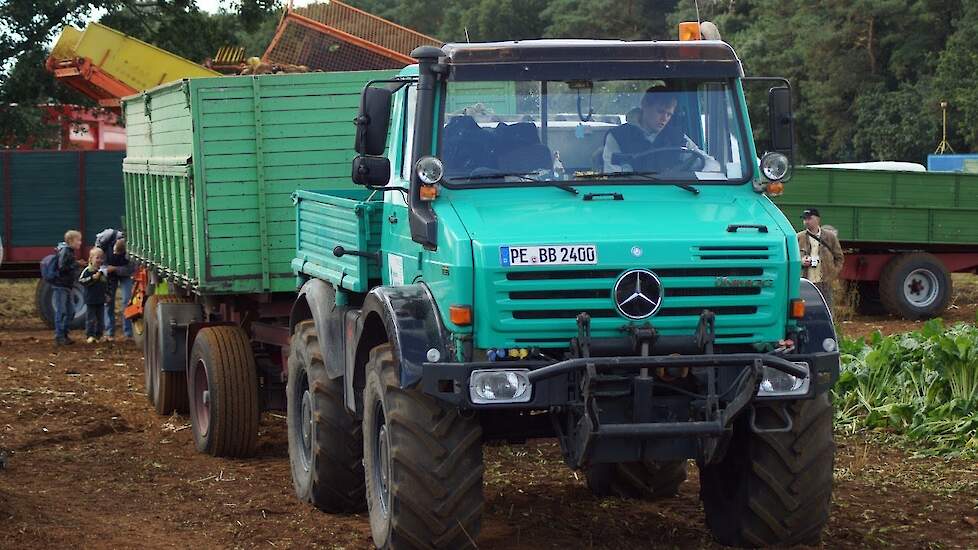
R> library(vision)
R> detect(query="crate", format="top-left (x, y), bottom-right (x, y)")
top-left (122, 69), bottom-right (396, 294)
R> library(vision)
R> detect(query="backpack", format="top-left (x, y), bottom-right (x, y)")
top-left (40, 253), bottom-right (60, 282)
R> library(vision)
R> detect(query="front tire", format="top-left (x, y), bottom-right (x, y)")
top-left (586, 460), bottom-right (687, 500)
top-left (699, 394), bottom-right (834, 548)
top-left (187, 326), bottom-right (260, 457)
top-left (287, 320), bottom-right (365, 512)
top-left (35, 279), bottom-right (86, 330)
top-left (363, 343), bottom-right (484, 549)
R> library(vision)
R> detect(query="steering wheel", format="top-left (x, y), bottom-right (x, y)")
top-left (631, 146), bottom-right (709, 172)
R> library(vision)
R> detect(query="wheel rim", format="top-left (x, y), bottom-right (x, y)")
top-left (372, 402), bottom-right (392, 518)
top-left (903, 268), bottom-right (940, 308)
top-left (192, 359), bottom-right (210, 436)
top-left (297, 378), bottom-right (313, 472)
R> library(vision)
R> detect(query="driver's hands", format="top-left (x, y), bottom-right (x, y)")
top-left (802, 256), bottom-right (812, 267)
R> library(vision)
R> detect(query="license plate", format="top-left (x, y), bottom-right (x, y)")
top-left (500, 245), bottom-right (597, 266)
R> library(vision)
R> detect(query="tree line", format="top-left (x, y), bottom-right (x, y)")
top-left (3, 0), bottom-right (977, 164)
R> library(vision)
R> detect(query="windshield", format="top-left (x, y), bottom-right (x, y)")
top-left (439, 79), bottom-right (752, 186)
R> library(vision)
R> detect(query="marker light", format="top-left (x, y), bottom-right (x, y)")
top-left (760, 152), bottom-right (790, 181)
top-left (416, 156), bottom-right (444, 184)
top-left (419, 185), bottom-right (439, 201)
top-left (790, 299), bottom-right (806, 319)
top-left (450, 305), bottom-right (472, 326)
top-left (679, 22), bottom-right (702, 41)
top-left (765, 181), bottom-right (784, 196)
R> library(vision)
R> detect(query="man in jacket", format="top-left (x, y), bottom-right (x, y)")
top-left (796, 208), bottom-right (845, 309)
top-left (97, 230), bottom-right (136, 340)
top-left (53, 230), bottom-right (85, 345)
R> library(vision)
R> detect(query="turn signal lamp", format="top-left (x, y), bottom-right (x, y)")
top-left (419, 184), bottom-right (439, 201)
top-left (790, 299), bottom-right (806, 319)
top-left (450, 305), bottom-right (473, 326)
top-left (765, 181), bottom-right (784, 196)
top-left (679, 22), bottom-right (702, 41)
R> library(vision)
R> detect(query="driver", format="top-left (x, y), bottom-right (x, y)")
top-left (602, 85), bottom-right (719, 173)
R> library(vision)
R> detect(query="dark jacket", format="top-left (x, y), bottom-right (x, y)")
top-left (605, 121), bottom-right (685, 167)
top-left (53, 242), bottom-right (79, 288)
top-left (78, 266), bottom-right (108, 305)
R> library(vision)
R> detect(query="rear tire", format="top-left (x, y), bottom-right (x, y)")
top-left (586, 460), bottom-right (687, 500)
top-left (152, 295), bottom-right (195, 415)
top-left (35, 279), bottom-right (86, 330)
top-left (187, 325), bottom-right (259, 457)
top-left (699, 394), bottom-right (834, 548)
top-left (363, 343), bottom-right (483, 549)
top-left (287, 320), bottom-right (366, 512)
top-left (879, 252), bottom-right (951, 320)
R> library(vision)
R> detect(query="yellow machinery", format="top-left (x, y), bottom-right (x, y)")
top-left (47, 23), bottom-right (219, 109)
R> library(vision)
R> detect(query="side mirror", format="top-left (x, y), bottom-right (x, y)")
top-left (351, 155), bottom-right (391, 187)
top-left (355, 87), bottom-right (393, 156)
top-left (768, 86), bottom-right (794, 156)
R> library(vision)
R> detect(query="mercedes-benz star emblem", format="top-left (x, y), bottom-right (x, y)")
top-left (613, 269), bottom-right (663, 319)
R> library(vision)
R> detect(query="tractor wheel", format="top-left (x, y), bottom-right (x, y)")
top-left (187, 325), bottom-right (259, 457)
top-left (586, 460), bottom-right (687, 500)
top-left (151, 295), bottom-right (195, 415)
top-left (879, 252), bottom-right (952, 320)
top-left (363, 343), bottom-right (483, 549)
top-left (287, 320), bottom-right (365, 512)
top-left (699, 394), bottom-right (834, 548)
top-left (35, 279), bottom-right (86, 330)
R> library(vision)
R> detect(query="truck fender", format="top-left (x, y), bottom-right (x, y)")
top-left (290, 278), bottom-right (346, 380)
top-left (350, 284), bottom-right (451, 408)
top-left (796, 278), bottom-right (837, 354)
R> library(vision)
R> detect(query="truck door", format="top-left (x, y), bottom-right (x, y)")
top-left (381, 83), bottom-right (420, 287)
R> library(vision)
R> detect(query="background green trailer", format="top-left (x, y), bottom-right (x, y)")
top-left (775, 166), bottom-right (978, 318)
top-left (122, 69), bottom-right (396, 456)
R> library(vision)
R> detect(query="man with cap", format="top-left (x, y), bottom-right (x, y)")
top-left (796, 208), bottom-right (845, 309)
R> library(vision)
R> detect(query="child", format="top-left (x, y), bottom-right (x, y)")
top-left (52, 230), bottom-right (85, 345)
top-left (78, 248), bottom-right (108, 343)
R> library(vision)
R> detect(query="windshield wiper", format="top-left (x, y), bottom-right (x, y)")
top-left (447, 172), bottom-right (578, 195)
top-left (571, 171), bottom-right (699, 195)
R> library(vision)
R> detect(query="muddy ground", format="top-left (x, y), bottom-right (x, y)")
top-left (1, 278), bottom-right (978, 549)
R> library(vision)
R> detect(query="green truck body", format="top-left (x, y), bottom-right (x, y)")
top-left (122, 70), bottom-right (395, 294)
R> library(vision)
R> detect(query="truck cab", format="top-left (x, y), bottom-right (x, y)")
top-left (290, 31), bottom-right (839, 549)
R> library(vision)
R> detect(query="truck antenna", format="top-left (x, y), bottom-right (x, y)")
top-left (464, 27), bottom-right (471, 43)
top-left (693, 0), bottom-right (702, 26)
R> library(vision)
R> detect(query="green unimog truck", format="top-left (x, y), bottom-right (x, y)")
top-left (127, 25), bottom-right (839, 549)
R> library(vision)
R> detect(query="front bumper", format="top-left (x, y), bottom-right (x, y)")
top-left (422, 350), bottom-right (840, 410)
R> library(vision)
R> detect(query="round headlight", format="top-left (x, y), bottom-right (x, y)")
top-left (760, 152), bottom-right (790, 181)
top-left (416, 156), bottom-right (444, 185)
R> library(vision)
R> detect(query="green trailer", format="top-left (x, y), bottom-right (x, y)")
top-left (122, 69), bottom-right (395, 443)
top-left (775, 166), bottom-right (978, 318)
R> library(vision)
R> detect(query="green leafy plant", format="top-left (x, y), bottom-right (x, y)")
top-left (834, 315), bottom-right (978, 458)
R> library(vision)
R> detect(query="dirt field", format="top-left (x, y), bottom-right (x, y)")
top-left (2, 278), bottom-right (978, 549)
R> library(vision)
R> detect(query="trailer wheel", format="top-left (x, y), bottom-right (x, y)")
top-left (363, 343), bottom-right (483, 549)
top-left (586, 460), bottom-right (687, 500)
top-left (187, 325), bottom-right (259, 457)
top-left (143, 295), bottom-right (161, 406)
top-left (35, 279), bottom-right (86, 330)
top-left (151, 295), bottom-right (195, 415)
top-left (699, 394), bottom-right (834, 548)
top-left (879, 253), bottom-right (951, 320)
top-left (287, 320), bottom-right (365, 512)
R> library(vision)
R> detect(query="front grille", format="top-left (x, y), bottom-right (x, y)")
top-left (484, 244), bottom-right (784, 348)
